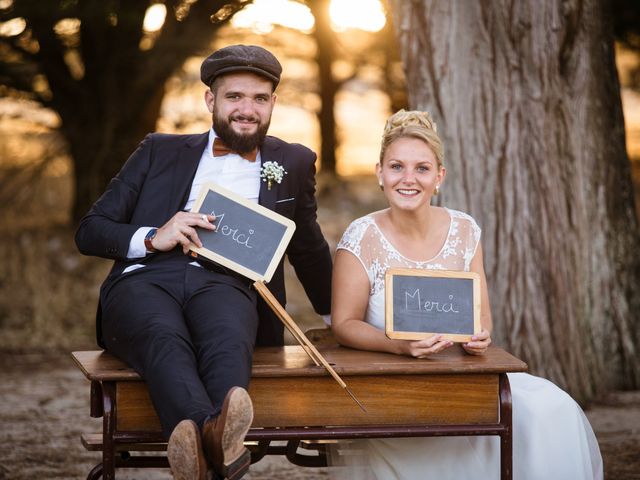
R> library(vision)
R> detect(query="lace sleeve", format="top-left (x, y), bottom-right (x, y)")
top-left (460, 213), bottom-right (482, 271)
top-left (336, 216), bottom-right (374, 282)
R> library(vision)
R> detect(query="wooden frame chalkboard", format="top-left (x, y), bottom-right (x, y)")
top-left (189, 182), bottom-right (296, 282)
top-left (385, 268), bottom-right (481, 342)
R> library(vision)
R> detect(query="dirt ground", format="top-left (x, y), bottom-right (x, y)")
top-left (0, 350), bottom-right (638, 480)
top-left (0, 351), bottom-right (332, 480)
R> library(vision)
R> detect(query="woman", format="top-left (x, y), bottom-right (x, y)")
top-left (330, 110), bottom-right (602, 480)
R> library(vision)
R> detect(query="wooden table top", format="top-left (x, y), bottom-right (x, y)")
top-left (72, 344), bottom-right (527, 382)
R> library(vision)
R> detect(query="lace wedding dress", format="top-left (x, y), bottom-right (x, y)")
top-left (329, 209), bottom-right (603, 480)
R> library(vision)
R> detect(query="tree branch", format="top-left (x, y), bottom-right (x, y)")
top-left (136, 0), bottom-right (252, 92)
top-left (0, 33), bottom-right (39, 62)
top-left (25, 11), bottom-right (79, 114)
top-left (0, 57), bottom-right (38, 94)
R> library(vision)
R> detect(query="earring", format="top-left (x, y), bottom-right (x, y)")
top-left (434, 185), bottom-right (440, 195)
top-left (379, 180), bottom-right (384, 191)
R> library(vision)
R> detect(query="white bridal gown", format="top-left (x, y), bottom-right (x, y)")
top-left (329, 209), bottom-right (603, 480)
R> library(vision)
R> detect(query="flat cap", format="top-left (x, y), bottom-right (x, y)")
top-left (201, 44), bottom-right (282, 88)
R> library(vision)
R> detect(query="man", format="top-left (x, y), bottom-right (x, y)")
top-left (75, 45), bottom-right (332, 480)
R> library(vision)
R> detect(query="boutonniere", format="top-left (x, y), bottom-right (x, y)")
top-left (260, 161), bottom-right (287, 190)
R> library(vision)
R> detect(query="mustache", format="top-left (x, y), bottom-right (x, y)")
top-left (213, 109), bottom-right (270, 154)
top-left (230, 114), bottom-right (259, 123)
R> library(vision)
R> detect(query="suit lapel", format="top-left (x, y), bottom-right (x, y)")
top-left (170, 132), bottom-right (209, 213)
top-left (258, 137), bottom-right (282, 211)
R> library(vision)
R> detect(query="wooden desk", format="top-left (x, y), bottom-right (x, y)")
top-left (72, 345), bottom-right (526, 480)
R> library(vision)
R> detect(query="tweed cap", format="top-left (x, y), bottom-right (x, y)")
top-left (200, 44), bottom-right (282, 88)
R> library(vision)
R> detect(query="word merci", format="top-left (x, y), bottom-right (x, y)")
top-left (404, 289), bottom-right (460, 314)
top-left (209, 210), bottom-right (254, 249)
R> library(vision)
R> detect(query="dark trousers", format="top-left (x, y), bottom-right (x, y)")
top-left (101, 254), bottom-right (258, 439)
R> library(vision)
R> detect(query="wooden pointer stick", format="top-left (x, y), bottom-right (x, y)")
top-left (281, 324), bottom-right (322, 367)
top-left (253, 281), bottom-right (367, 413)
top-left (252, 282), bottom-right (322, 366)
top-left (251, 283), bottom-right (321, 366)
top-left (253, 281), bottom-right (366, 412)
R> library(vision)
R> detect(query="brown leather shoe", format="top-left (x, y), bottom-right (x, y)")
top-left (167, 419), bottom-right (208, 480)
top-left (202, 387), bottom-right (253, 480)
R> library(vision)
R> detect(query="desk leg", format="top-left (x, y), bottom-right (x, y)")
top-left (499, 374), bottom-right (513, 480)
top-left (90, 381), bottom-right (103, 418)
top-left (285, 441), bottom-right (328, 467)
top-left (102, 382), bottom-right (117, 480)
top-left (86, 463), bottom-right (103, 480)
top-left (249, 440), bottom-right (272, 463)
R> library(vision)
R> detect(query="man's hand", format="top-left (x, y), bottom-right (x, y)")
top-left (462, 328), bottom-right (492, 355)
top-left (151, 212), bottom-right (216, 254)
top-left (402, 334), bottom-right (454, 359)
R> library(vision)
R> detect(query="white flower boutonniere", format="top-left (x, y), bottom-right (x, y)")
top-left (260, 161), bottom-right (287, 190)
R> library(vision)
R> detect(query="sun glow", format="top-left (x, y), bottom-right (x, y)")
top-left (232, 0), bottom-right (314, 34)
top-left (0, 17), bottom-right (25, 37)
top-left (53, 18), bottom-right (80, 36)
top-left (231, 0), bottom-right (386, 34)
top-left (330, 0), bottom-right (386, 32)
top-left (143, 3), bottom-right (167, 33)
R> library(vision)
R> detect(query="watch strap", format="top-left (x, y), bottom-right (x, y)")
top-left (144, 228), bottom-right (158, 253)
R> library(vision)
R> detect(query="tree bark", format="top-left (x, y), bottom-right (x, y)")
top-left (390, 0), bottom-right (640, 402)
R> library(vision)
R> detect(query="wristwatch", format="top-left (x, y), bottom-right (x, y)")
top-left (144, 228), bottom-right (158, 253)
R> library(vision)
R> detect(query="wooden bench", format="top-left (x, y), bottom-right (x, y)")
top-left (72, 344), bottom-right (527, 480)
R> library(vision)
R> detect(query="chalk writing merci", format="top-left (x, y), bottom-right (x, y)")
top-left (385, 268), bottom-right (481, 342)
top-left (189, 183), bottom-right (296, 283)
top-left (405, 290), bottom-right (460, 314)
top-left (208, 211), bottom-right (254, 249)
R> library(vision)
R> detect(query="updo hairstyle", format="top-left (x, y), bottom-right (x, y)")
top-left (379, 110), bottom-right (444, 168)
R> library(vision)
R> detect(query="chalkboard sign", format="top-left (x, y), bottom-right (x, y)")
top-left (189, 182), bottom-right (296, 282)
top-left (385, 268), bottom-right (481, 342)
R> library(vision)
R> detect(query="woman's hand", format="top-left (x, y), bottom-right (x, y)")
top-left (152, 212), bottom-right (216, 254)
top-left (462, 328), bottom-right (492, 355)
top-left (401, 335), bottom-right (454, 359)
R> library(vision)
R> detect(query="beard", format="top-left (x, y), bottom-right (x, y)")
top-left (212, 109), bottom-right (271, 153)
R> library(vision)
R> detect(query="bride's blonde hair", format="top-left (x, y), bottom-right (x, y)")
top-left (380, 110), bottom-right (444, 168)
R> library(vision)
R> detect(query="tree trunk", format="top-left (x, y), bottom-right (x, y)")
top-left (380, 11), bottom-right (408, 113)
top-left (390, 0), bottom-right (640, 402)
top-left (309, 0), bottom-right (339, 175)
top-left (65, 84), bottom-right (165, 222)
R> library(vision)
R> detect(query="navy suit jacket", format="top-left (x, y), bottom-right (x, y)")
top-left (75, 132), bottom-right (332, 347)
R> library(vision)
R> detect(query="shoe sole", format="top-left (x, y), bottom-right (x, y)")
top-left (220, 387), bottom-right (253, 479)
top-left (167, 419), bottom-right (207, 480)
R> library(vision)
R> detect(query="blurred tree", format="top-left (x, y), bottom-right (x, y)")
top-left (0, 0), bottom-right (250, 222)
top-left (613, 0), bottom-right (640, 53)
top-left (304, 0), bottom-right (405, 178)
top-left (379, 9), bottom-right (407, 114)
top-left (307, 0), bottom-right (338, 176)
top-left (391, 0), bottom-right (640, 403)
top-left (612, 0), bottom-right (640, 94)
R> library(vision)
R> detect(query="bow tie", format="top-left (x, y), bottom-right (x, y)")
top-left (212, 137), bottom-right (258, 162)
